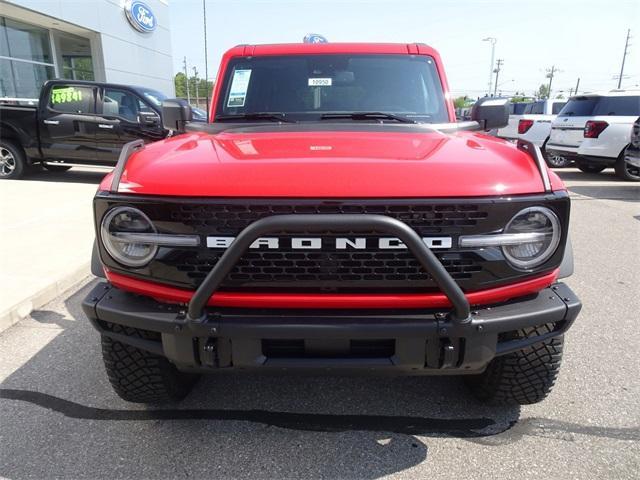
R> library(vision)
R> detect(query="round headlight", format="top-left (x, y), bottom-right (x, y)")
top-left (100, 207), bottom-right (158, 267)
top-left (502, 206), bottom-right (561, 269)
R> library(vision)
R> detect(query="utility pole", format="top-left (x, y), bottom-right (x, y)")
top-left (618, 29), bottom-right (631, 89)
top-left (192, 66), bottom-right (199, 107)
top-left (183, 56), bottom-right (190, 103)
top-left (545, 65), bottom-right (560, 99)
top-left (483, 37), bottom-right (497, 96)
top-left (493, 59), bottom-right (503, 97)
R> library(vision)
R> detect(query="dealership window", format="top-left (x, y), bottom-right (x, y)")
top-left (0, 16), bottom-right (55, 99)
top-left (58, 34), bottom-right (94, 81)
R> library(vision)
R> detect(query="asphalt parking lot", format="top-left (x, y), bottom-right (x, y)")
top-left (0, 168), bottom-right (638, 479)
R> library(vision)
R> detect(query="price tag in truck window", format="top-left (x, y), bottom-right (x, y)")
top-left (308, 78), bottom-right (332, 87)
top-left (51, 86), bottom-right (84, 105)
top-left (227, 69), bottom-right (252, 107)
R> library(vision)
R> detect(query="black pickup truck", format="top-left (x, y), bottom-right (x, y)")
top-left (0, 80), bottom-right (170, 179)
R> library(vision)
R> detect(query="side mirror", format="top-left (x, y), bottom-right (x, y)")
top-left (161, 99), bottom-right (192, 133)
top-left (139, 111), bottom-right (160, 127)
top-left (471, 97), bottom-right (510, 130)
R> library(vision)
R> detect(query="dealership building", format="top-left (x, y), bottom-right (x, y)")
top-left (0, 0), bottom-right (174, 100)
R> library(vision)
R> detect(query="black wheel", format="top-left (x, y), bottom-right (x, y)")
top-left (0, 140), bottom-right (26, 179)
top-left (543, 151), bottom-right (572, 168)
top-left (43, 164), bottom-right (72, 172)
top-left (577, 163), bottom-right (606, 174)
top-left (101, 324), bottom-right (199, 403)
top-left (465, 325), bottom-right (564, 405)
top-left (615, 150), bottom-right (640, 182)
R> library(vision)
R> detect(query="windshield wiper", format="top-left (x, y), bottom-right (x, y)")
top-left (320, 112), bottom-right (417, 124)
top-left (215, 112), bottom-right (296, 123)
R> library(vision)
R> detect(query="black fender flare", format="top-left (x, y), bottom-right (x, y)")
top-left (91, 240), bottom-right (106, 278)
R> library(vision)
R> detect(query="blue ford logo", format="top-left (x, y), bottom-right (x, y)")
top-left (125, 1), bottom-right (156, 33)
top-left (303, 33), bottom-right (328, 44)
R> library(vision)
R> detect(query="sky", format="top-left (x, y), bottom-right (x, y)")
top-left (168, 0), bottom-right (639, 98)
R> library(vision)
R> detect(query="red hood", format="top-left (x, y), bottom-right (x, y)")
top-left (110, 129), bottom-right (563, 197)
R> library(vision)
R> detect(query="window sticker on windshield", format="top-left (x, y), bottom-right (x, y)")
top-left (227, 69), bottom-right (252, 107)
top-left (51, 86), bottom-right (83, 104)
top-left (308, 78), bottom-right (332, 87)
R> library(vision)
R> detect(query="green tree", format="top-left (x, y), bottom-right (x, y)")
top-left (535, 83), bottom-right (550, 99)
top-left (174, 72), bottom-right (187, 98)
top-left (174, 72), bottom-right (214, 104)
top-left (453, 96), bottom-right (468, 108)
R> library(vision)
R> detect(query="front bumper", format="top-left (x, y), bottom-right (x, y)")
top-left (82, 281), bottom-right (581, 375)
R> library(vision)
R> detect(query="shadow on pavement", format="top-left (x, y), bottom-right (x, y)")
top-left (555, 169), bottom-right (640, 202)
top-left (0, 281), bottom-right (524, 479)
top-left (2, 282), bottom-right (638, 478)
top-left (21, 166), bottom-right (109, 185)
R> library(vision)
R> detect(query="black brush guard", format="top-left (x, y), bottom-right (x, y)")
top-left (185, 214), bottom-right (471, 324)
top-left (83, 213), bottom-right (581, 372)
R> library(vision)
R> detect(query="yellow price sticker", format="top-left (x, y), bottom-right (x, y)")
top-left (51, 87), bottom-right (83, 105)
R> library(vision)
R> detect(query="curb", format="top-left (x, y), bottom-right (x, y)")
top-left (0, 263), bottom-right (92, 334)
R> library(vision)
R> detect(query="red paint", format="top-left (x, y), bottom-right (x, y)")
top-left (106, 42), bottom-right (567, 198)
top-left (105, 269), bottom-right (559, 310)
top-left (115, 130), bottom-right (551, 197)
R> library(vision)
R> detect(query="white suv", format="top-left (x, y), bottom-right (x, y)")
top-left (516, 99), bottom-right (568, 167)
top-left (547, 90), bottom-right (640, 181)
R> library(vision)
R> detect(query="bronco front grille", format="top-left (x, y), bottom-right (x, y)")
top-left (95, 195), bottom-right (570, 293)
top-left (167, 202), bottom-right (489, 236)
top-left (176, 250), bottom-right (482, 287)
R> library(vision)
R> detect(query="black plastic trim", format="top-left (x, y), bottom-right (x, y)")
top-left (81, 281), bottom-right (581, 371)
top-left (110, 139), bottom-right (144, 192)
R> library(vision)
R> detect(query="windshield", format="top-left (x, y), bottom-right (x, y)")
top-left (559, 95), bottom-right (640, 117)
top-left (215, 54), bottom-right (448, 123)
top-left (140, 89), bottom-right (167, 107)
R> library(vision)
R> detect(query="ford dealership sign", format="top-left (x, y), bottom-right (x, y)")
top-left (303, 33), bottom-right (328, 44)
top-left (125, 1), bottom-right (157, 33)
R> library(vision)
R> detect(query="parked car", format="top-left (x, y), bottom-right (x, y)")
top-left (547, 90), bottom-right (640, 181)
top-left (623, 117), bottom-right (640, 170)
top-left (191, 107), bottom-right (208, 122)
top-left (0, 80), bottom-right (169, 179)
top-left (517, 99), bottom-right (569, 167)
top-left (83, 42), bottom-right (580, 407)
top-left (495, 100), bottom-right (534, 140)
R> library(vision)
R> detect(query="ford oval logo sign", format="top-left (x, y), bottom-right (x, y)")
top-left (125, 1), bottom-right (156, 33)
top-left (303, 33), bottom-right (328, 44)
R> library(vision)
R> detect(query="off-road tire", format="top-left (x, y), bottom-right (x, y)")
top-left (101, 324), bottom-right (199, 403)
top-left (0, 140), bottom-right (26, 179)
top-left (615, 150), bottom-right (640, 182)
top-left (465, 325), bottom-right (564, 405)
top-left (576, 163), bottom-right (606, 174)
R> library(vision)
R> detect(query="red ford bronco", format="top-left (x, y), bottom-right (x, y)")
top-left (82, 43), bottom-right (581, 405)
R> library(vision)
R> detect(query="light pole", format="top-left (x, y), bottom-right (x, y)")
top-left (483, 37), bottom-right (497, 96)
top-left (493, 59), bottom-right (503, 97)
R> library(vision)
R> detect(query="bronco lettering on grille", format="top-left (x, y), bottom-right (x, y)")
top-left (206, 236), bottom-right (452, 250)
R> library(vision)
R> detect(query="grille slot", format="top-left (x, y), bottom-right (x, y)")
top-left (169, 203), bottom-right (489, 236)
top-left (176, 250), bottom-right (482, 289)
top-left (262, 339), bottom-right (395, 358)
